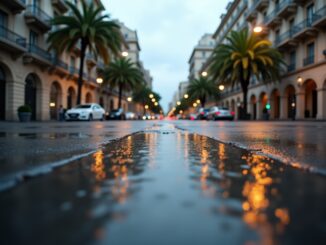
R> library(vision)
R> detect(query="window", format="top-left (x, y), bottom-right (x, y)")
top-left (306, 4), bottom-right (314, 24)
top-left (70, 56), bottom-right (76, 68)
top-left (0, 10), bottom-right (8, 27)
top-left (29, 31), bottom-right (38, 45)
top-left (202, 51), bottom-right (206, 58)
top-left (307, 42), bottom-right (315, 58)
top-left (289, 19), bottom-right (294, 33)
top-left (290, 51), bottom-right (296, 65)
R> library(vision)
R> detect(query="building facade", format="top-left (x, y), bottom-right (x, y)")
top-left (203, 0), bottom-right (326, 120)
top-left (0, 0), bottom-right (149, 121)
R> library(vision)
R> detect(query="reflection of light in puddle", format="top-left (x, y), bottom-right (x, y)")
top-left (91, 150), bottom-right (106, 181)
top-left (241, 154), bottom-right (291, 243)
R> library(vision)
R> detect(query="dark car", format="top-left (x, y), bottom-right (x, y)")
top-left (196, 108), bottom-right (210, 120)
top-left (106, 108), bottom-right (126, 120)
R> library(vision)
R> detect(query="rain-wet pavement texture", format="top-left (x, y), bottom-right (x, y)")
top-left (0, 121), bottom-right (152, 190)
top-left (172, 120), bottom-right (326, 174)
top-left (1, 124), bottom-right (326, 245)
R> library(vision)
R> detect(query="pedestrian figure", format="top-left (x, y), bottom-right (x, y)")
top-left (58, 105), bottom-right (65, 121)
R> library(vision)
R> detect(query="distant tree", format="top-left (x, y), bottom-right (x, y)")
top-left (209, 29), bottom-right (284, 117)
top-left (102, 58), bottom-right (144, 109)
top-left (187, 77), bottom-right (218, 108)
top-left (47, 0), bottom-right (122, 104)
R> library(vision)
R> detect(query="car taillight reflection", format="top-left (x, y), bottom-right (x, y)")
top-left (200, 112), bottom-right (204, 115)
top-left (231, 111), bottom-right (235, 116)
top-left (215, 111), bottom-right (221, 116)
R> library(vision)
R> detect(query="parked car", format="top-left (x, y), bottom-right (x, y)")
top-left (207, 106), bottom-right (234, 121)
top-left (196, 108), bottom-right (210, 120)
top-left (142, 114), bottom-right (152, 120)
top-left (65, 103), bottom-right (105, 121)
top-left (107, 108), bottom-right (125, 120)
top-left (125, 112), bottom-right (136, 120)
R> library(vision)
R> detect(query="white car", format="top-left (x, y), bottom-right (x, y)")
top-left (207, 106), bottom-right (234, 121)
top-left (65, 103), bottom-right (105, 121)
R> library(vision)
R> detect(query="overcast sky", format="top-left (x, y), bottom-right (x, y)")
top-left (102, 0), bottom-right (229, 112)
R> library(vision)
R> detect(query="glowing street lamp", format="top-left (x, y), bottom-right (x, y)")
top-left (219, 85), bottom-right (225, 91)
top-left (297, 76), bottom-right (303, 86)
top-left (201, 71), bottom-right (208, 77)
top-left (96, 77), bottom-right (103, 84)
top-left (127, 97), bottom-right (132, 102)
top-left (122, 51), bottom-right (129, 57)
top-left (155, 102), bottom-right (158, 106)
top-left (193, 103), bottom-right (198, 107)
top-left (50, 102), bottom-right (56, 107)
top-left (149, 94), bottom-right (154, 99)
top-left (184, 94), bottom-right (189, 99)
top-left (179, 110), bottom-right (183, 114)
top-left (177, 101), bottom-right (181, 106)
top-left (253, 26), bottom-right (263, 33)
top-left (152, 98), bottom-right (156, 102)
top-left (145, 105), bottom-right (149, 109)
top-left (196, 99), bottom-right (200, 104)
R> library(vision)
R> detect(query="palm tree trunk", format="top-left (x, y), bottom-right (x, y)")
top-left (77, 40), bottom-right (87, 105)
top-left (118, 84), bottom-right (123, 109)
top-left (201, 95), bottom-right (206, 108)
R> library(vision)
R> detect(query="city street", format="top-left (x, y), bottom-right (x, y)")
top-left (1, 120), bottom-right (326, 245)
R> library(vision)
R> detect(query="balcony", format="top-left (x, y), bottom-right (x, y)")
top-left (312, 6), bottom-right (326, 28)
top-left (86, 53), bottom-right (97, 68)
top-left (0, 25), bottom-right (27, 56)
top-left (255, 0), bottom-right (269, 11)
top-left (69, 66), bottom-right (79, 80)
top-left (264, 10), bottom-right (282, 28)
top-left (51, 0), bottom-right (69, 13)
top-left (274, 30), bottom-right (298, 49)
top-left (1, 0), bottom-right (26, 14)
top-left (293, 0), bottom-right (310, 6)
top-left (245, 4), bottom-right (258, 21)
top-left (23, 43), bottom-right (52, 67)
top-left (275, 0), bottom-right (297, 19)
top-left (303, 55), bottom-right (314, 66)
top-left (24, 5), bottom-right (51, 33)
top-left (292, 19), bottom-right (317, 40)
top-left (51, 57), bottom-right (69, 76)
top-left (287, 63), bottom-right (296, 72)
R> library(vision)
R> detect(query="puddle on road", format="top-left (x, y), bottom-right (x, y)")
top-left (0, 130), bottom-right (325, 245)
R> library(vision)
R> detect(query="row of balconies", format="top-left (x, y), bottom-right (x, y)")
top-left (217, 0), bottom-right (248, 43)
top-left (0, 24), bottom-right (98, 83)
top-left (275, 6), bottom-right (326, 50)
top-left (1, 0), bottom-right (68, 14)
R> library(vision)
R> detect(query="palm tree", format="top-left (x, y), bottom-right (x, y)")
top-left (102, 58), bottom-right (144, 109)
top-left (132, 85), bottom-right (162, 114)
top-left (187, 77), bottom-right (218, 108)
top-left (209, 29), bottom-right (284, 117)
top-left (47, 0), bottom-right (122, 105)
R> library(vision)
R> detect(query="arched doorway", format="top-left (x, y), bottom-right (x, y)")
top-left (304, 79), bottom-right (317, 118)
top-left (25, 74), bottom-right (39, 120)
top-left (225, 101), bottom-right (230, 110)
top-left (285, 85), bottom-right (296, 119)
top-left (110, 99), bottom-right (114, 111)
top-left (0, 66), bottom-right (5, 120)
top-left (85, 92), bottom-right (92, 103)
top-left (250, 95), bottom-right (257, 120)
top-left (259, 92), bottom-right (268, 119)
top-left (99, 96), bottom-right (104, 107)
top-left (67, 87), bottom-right (76, 109)
top-left (50, 82), bottom-right (62, 120)
top-left (270, 89), bottom-right (280, 119)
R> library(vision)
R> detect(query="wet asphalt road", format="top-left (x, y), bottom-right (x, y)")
top-left (172, 120), bottom-right (326, 173)
top-left (0, 121), bottom-right (326, 245)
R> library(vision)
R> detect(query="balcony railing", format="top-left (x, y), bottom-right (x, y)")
top-left (25, 5), bottom-right (51, 31)
top-left (287, 63), bottom-right (296, 72)
top-left (303, 55), bottom-right (314, 66)
top-left (312, 6), bottom-right (326, 26)
top-left (291, 19), bottom-right (313, 37)
top-left (52, 57), bottom-right (68, 70)
top-left (28, 43), bottom-right (52, 61)
top-left (0, 25), bottom-right (26, 48)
